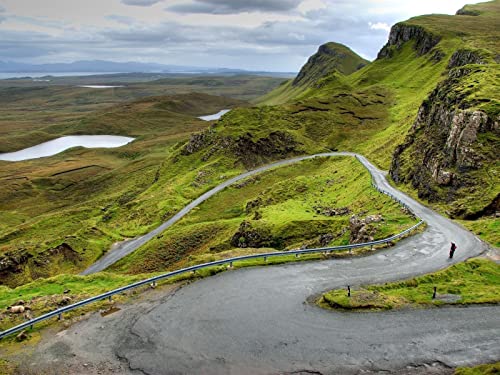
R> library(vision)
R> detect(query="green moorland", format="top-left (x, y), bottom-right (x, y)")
top-left (319, 258), bottom-right (500, 311)
top-left (109, 156), bottom-right (418, 274)
top-left (0, 74), bottom-right (285, 152)
top-left (0, 1), bottom-right (498, 288)
top-left (455, 362), bottom-right (500, 375)
top-left (0, 156), bottom-right (418, 335)
top-left (0, 92), bottom-right (252, 287)
top-left (216, 1), bottom-right (500, 245)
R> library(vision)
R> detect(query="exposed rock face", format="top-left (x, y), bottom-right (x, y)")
top-left (314, 206), bottom-right (350, 217)
top-left (181, 132), bottom-right (210, 155)
top-left (456, 6), bottom-right (480, 16)
top-left (390, 64), bottom-right (499, 218)
top-left (447, 49), bottom-right (484, 69)
top-left (182, 128), bottom-right (300, 168)
top-left (377, 23), bottom-right (441, 59)
top-left (230, 221), bottom-right (278, 249)
top-left (0, 250), bottom-right (32, 277)
top-left (0, 243), bottom-right (81, 287)
top-left (349, 214), bottom-right (383, 244)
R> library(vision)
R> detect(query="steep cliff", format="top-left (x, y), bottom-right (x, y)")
top-left (390, 56), bottom-right (499, 219)
top-left (377, 23), bottom-right (441, 59)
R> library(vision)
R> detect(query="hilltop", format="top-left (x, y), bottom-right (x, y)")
top-left (256, 42), bottom-right (368, 105)
top-left (182, 0), bottom-right (499, 244)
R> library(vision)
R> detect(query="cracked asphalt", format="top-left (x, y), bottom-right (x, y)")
top-left (14, 154), bottom-right (499, 374)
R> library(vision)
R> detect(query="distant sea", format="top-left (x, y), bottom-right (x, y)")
top-left (0, 72), bottom-right (121, 79)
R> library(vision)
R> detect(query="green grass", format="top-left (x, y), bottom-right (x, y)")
top-left (455, 362), bottom-right (500, 375)
top-left (319, 258), bottom-right (500, 311)
top-left (0, 76), bottom-right (284, 153)
top-left (110, 156), bottom-right (417, 274)
top-left (1, 1), bottom-right (498, 287)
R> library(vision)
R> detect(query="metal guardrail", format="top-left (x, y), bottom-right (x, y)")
top-left (0, 220), bottom-right (424, 339)
top-left (1, 154), bottom-right (425, 339)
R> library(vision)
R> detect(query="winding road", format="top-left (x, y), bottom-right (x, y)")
top-left (24, 153), bottom-right (498, 375)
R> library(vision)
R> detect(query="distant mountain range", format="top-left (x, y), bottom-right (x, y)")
top-left (0, 60), bottom-right (294, 76)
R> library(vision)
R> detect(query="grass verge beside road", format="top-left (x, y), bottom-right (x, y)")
top-left (318, 258), bottom-right (500, 311)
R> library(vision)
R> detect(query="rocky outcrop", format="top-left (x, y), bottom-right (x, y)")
top-left (390, 65), bottom-right (499, 218)
top-left (349, 214), bottom-right (383, 244)
top-left (0, 243), bottom-right (81, 287)
top-left (447, 49), bottom-right (485, 69)
top-left (377, 23), bottom-right (441, 59)
top-left (0, 250), bottom-right (32, 277)
top-left (456, 6), bottom-right (480, 16)
top-left (230, 221), bottom-right (278, 249)
top-left (232, 131), bottom-right (299, 168)
top-left (313, 206), bottom-right (350, 217)
top-left (182, 128), bottom-right (299, 168)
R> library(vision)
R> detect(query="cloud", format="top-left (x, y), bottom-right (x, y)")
top-left (0, 0), bottom-right (488, 71)
top-left (368, 21), bottom-right (391, 32)
top-left (167, 0), bottom-right (302, 14)
top-left (121, 0), bottom-right (162, 6)
top-left (106, 14), bottom-right (135, 24)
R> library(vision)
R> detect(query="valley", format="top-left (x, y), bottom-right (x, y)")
top-left (0, 0), bottom-right (498, 373)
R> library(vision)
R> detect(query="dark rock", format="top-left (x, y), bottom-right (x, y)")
top-left (245, 198), bottom-right (262, 214)
top-left (182, 132), bottom-right (213, 155)
top-left (349, 215), bottom-right (381, 244)
top-left (456, 6), bottom-right (480, 16)
top-left (228, 131), bottom-right (300, 168)
top-left (16, 330), bottom-right (28, 342)
top-left (377, 23), bottom-right (441, 59)
top-left (448, 49), bottom-right (484, 69)
top-left (390, 65), bottom-right (499, 218)
top-left (313, 206), bottom-right (350, 217)
top-left (319, 233), bottom-right (334, 247)
top-left (58, 296), bottom-right (72, 306)
top-left (230, 221), bottom-right (280, 249)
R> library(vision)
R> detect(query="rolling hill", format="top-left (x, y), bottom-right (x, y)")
top-left (0, 0), bottom-right (498, 287)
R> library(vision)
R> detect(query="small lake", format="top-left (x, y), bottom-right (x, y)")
top-left (198, 109), bottom-right (231, 121)
top-left (0, 135), bottom-right (135, 162)
top-left (78, 85), bottom-right (124, 89)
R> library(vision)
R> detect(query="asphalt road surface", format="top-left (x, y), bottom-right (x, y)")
top-left (24, 153), bottom-right (498, 375)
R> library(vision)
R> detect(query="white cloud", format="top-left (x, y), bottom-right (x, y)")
top-left (121, 0), bottom-right (163, 6)
top-left (0, 0), bottom-right (488, 71)
top-left (368, 21), bottom-right (390, 32)
top-left (298, 0), bottom-right (327, 14)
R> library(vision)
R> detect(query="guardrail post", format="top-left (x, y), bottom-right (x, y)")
top-left (295, 253), bottom-right (299, 258)
top-left (371, 245), bottom-right (373, 250)
top-left (432, 286), bottom-right (437, 299)
top-left (229, 262), bottom-right (233, 268)
top-left (153, 281), bottom-right (157, 287)
top-left (58, 313), bottom-right (62, 321)
top-left (264, 256), bottom-right (267, 262)
top-left (108, 296), bottom-right (112, 302)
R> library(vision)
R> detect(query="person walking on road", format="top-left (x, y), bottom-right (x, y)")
top-left (449, 242), bottom-right (457, 259)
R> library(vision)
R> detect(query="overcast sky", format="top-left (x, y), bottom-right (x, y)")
top-left (0, 0), bottom-right (485, 71)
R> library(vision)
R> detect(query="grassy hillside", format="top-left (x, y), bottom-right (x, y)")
top-left (0, 93), bottom-right (246, 286)
top-left (0, 75), bottom-right (284, 152)
top-left (0, 1), bottom-right (498, 287)
top-left (255, 42), bottom-right (368, 105)
top-left (109, 156), bottom-right (417, 274)
top-left (225, 0), bottom-right (500, 245)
